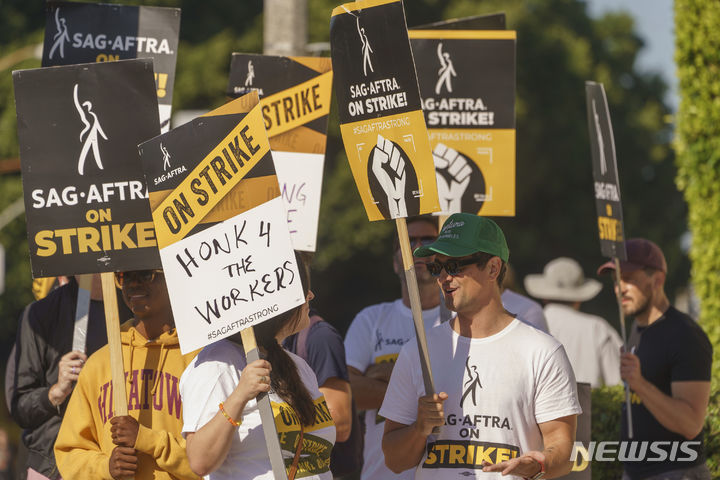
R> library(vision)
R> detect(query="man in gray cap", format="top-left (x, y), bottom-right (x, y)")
top-left (525, 257), bottom-right (622, 388)
top-left (379, 213), bottom-right (581, 480)
top-left (598, 238), bottom-right (712, 480)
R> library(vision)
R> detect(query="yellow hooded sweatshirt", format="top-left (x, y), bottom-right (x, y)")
top-left (55, 320), bottom-right (199, 480)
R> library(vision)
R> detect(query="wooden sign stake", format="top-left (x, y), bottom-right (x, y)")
top-left (612, 257), bottom-right (633, 438)
top-left (100, 272), bottom-right (128, 418)
top-left (240, 327), bottom-right (289, 480)
top-left (396, 218), bottom-right (436, 398)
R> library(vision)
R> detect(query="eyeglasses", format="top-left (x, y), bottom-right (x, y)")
top-left (114, 270), bottom-right (163, 289)
top-left (426, 258), bottom-right (482, 277)
top-left (409, 236), bottom-right (436, 247)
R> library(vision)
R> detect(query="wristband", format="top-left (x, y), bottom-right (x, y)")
top-left (525, 458), bottom-right (545, 480)
top-left (219, 402), bottom-right (241, 427)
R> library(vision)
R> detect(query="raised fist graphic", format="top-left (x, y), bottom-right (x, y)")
top-left (433, 143), bottom-right (472, 213)
top-left (370, 134), bottom-right (408, 218)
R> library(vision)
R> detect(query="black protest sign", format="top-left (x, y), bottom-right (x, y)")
top-left (585, 82), bottom-right (626, 260)
top-left (42, 1), bottom-right (180, 131)
top-left (14, 59), bottom-right (161, 278)
top-left (330, 0), bottom-right (440, 220)
top-left (410, 29), bottom-right (516, 216)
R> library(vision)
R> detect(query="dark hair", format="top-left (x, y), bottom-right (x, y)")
top-left (392, 215), bottom-right (439, 252)
top-left (472, 252), bottom-right (507, 287)
top-left (251, 251), bottom-right (316, 426)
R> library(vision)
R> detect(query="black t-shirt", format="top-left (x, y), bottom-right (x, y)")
top-left (622, 306), bottom-right (713, 479)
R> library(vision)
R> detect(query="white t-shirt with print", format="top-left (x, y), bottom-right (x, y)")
top-left (180, 339), bottom-right (336, 480)
top-left (379, 319), bottom-right (582, 479)
top-left (344, 299), bottom-right (442, 480)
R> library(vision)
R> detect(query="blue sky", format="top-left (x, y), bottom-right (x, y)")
top-left (586, 0), bottom-right (677, 109)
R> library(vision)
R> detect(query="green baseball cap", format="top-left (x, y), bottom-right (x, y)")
top-left (414, 213), bottom-right (509, 262)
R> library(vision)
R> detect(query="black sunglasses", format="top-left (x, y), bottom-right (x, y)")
top-left (114, 270), bottom-right (163, 289)
top-left (426, 258), bottom-right (482, 277)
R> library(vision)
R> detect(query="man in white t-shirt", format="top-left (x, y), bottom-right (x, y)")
top-left (380, 214), bottom-right (581, 479)
top-left (524, 257), bottom-right (622, 388)
top-left (344, 216), bottom-right (443, 480)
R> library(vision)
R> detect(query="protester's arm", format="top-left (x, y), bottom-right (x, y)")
top-left (54, 370), bottom-right (116, 480)
top-left (319, 378), bottom-right (352, 442)
top-left (481, 415), bottom-right (577, 478)
top-left (11, 305), bottom-right (60, 429)
top-left (185, 359), bottom-right (270, 476)
top-left (621, 352), bottom-right (710, 439)
top-left (110, 415), bottom-right (198, 480)
top-left (348, 365), bottom-right (391, 410)
top-left (382, 392), bottom-right (448, 473)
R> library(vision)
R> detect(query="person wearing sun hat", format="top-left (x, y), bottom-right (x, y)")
top-left (524, 257), bottom-right (622, 388)
top-left (598, 238), bottom-right (713, 480)
top-left (379, 213), bottom-right (581, 480)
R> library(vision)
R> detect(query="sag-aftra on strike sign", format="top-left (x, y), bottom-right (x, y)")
top-left (14, 59), bottom-right (161, 277)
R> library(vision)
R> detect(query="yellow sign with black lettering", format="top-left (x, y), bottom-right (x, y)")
top-left (410, 29), bottom-right (517, 216)
top-left (148, 100), bottom-right (271, 249)
top-left (331, 0), bottom-right (440, 221)
top-left (258, 71), bottom-right (333, 138)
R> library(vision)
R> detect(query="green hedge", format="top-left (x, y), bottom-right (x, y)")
top-left (675, 3), bottom-right (720, 346)
top-left (591, 384), bottom-right (720, 479)
top-left (674, 2), bottom-right (720, 477)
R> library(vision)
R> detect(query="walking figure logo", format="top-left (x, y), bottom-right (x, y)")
top-left (245, 60), bottom-right (255, 87)
top-left (592, 99), bottom-right (608, 176)
top-left (73, 84), bottom-right (108, 176)
top-left (48, 8), bottom-right (70, 60)
top-left (161, 143), bottom-right (171, 171)
top-left (356, 17), bottom-right (374, 76)
top-left (460, 357), bottom-right (482, 408)
top-left (374, 330), bottom-right (384, 352)
top-left (434, 42), bottom-right (456, 95)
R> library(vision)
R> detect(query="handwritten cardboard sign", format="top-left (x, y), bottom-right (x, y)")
top-left (138, 92), bottom-right (304, 353)
top-left (585, 82), bottom-right (626, 260)
top-left (13, 59), bottom-right (161, 277)
top-left (227, 54), bottom-right (333, 251)
top-left (330, 0), bottom-right (440, 220)
top-left (42, 1), bottom-right (181, 131)
top-left (410, 28), bottom-right (516, 216)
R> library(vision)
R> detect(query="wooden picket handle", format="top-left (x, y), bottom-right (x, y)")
top-left (396, 218), bottom-right (437, 400)
top-left (100, 272), bottom-right (128, 417)
top-left (613, 257), bottom-right (634, 438)
top-left (240, 326), bottom-right (289, 480)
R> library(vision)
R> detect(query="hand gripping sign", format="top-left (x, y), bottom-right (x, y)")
top-left (331, 0), bottom-right (440, 407)
top-left (42, 1), bottom-right (181, 132)
top-left (14, 58), bottom-right (162, 417)
top-left (227, 54), bottom-right (333, 252)
top-left (585, 81), bottom-right (632, 437)
top-left (410, 27), bottom-right (517, 216)
top-left (139, 92), bottom-right (304, 479)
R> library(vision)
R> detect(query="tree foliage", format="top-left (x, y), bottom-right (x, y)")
top-left (0, 0), bottom-right (683, 338)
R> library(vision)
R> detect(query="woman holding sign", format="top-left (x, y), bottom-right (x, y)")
top-left (180, 253), bottom-right (336, 480)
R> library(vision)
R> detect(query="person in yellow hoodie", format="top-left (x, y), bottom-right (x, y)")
top-left (54, 269), bottom-right (199, 480)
